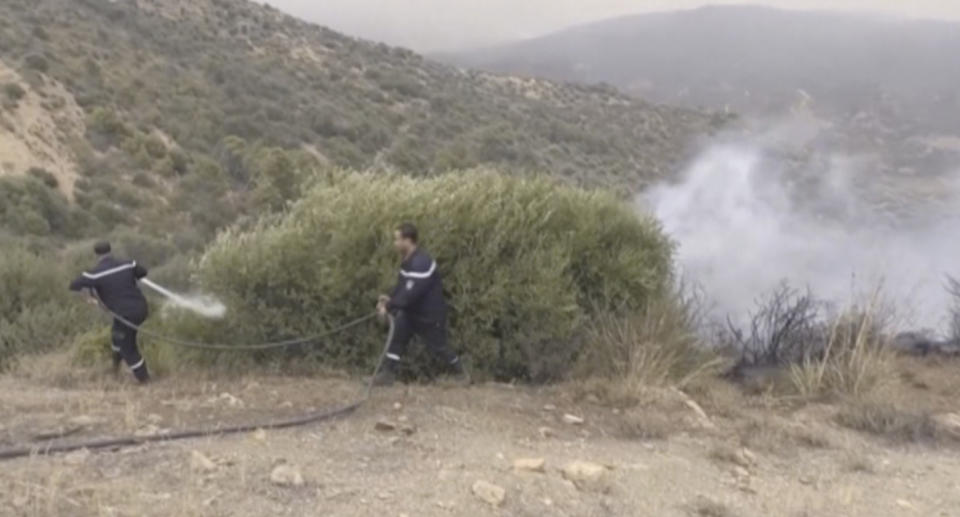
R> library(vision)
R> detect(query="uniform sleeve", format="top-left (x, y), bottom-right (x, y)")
top-left (387, 258), bottom-right (436, 311)
top-left (69, 274), bottom-right (94, 291)
top-left (134, 262), bottom-right (148, 279)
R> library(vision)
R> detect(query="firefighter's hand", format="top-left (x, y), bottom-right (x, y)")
top-left (376, 301), bottom-right (388, 317)
top-left (378, 294), bottom-right (390, 305)
top-left (85, 297), bottom-right (99, 307)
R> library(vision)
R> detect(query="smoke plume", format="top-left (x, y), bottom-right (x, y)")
top-left (645, 132), bottom-right (960, 335)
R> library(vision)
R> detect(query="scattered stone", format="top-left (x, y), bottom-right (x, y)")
top-left (252, 428), bottom-right (267, 442)
top-left (896, 499), bottom-right (916, 510)
top-left (732, 466), bottom-right (751, 480)
top-left (543, 404), bottom-right (557, 411)
top-left (561, 461), bottom-right (610, 491)
top-left (397, 415), bottom-right (409, 423)
top-left (739, 448), bottom-right (757, 466)
top-left (374, 420), bottom-right (397, 432)
top-left (64, 448), bottom-right (91, 465)
top-left (538, 426), bottom-right (556, 438)
top-left (190, 450), bottom-right (218, 473)
top-left (562, 414), bottom-right (585, 425)
top-left (270, 465), bottom-right (305, 487)
top-left (513, 458), bottom-right (546, 473)
top-left (399, 425), bottom-right (417, 436)
top-left (218, 392), bottom-right (243, 408)
top-left (471, 480), bottom-right (506, 507)
top-left (933, 413), bottom-right (960, 440)
top-left (68, 415), bottom-right (99, 427)
top-left (393, 402), bottom-right (403, 411)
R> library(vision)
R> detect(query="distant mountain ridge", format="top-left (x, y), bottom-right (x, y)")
top-left (441, 5), bottom-right (960, 176)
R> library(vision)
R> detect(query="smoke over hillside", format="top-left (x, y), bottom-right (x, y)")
top-left (646, 126), bottom-right (960, 335)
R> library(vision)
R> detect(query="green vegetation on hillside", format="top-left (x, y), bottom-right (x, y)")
top-left (0, 0), bottom-right (709, 251)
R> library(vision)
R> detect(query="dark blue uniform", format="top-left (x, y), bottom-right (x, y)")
top-left (385, 248), bottom-right (459, 368)
top-left (69, 255), bottom-right (150, 382)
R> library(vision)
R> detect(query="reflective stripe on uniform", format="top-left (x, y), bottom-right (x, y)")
top-left (83, 261), bottom-right (137, 280)
top-left (399, 261), bottom-right (436, 279)
top-left (129, 359), bottom-right (145, 370)
top-left (386, 353), bottom-right (401, 361)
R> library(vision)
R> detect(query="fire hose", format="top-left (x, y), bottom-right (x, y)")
top-left (0, 304), bottom-right (394, 461)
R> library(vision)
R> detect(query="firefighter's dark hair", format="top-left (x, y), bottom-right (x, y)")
top-left (93, 241), bottom-right (112, 255)
top-left (396, 222), bottom-right (418, 244)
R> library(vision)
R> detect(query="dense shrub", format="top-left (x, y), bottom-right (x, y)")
top-left (174, 171), bottom-right (673, 381)
top-left (0, 243), bottom-right (94, 368)
top-left (0, 176), bottom-right (74, 237)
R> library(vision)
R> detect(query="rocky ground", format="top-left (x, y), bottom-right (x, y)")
top-left (1, 354), bottom-right (959, 517)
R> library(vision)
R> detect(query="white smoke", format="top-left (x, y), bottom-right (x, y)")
top-left (140, 278), bottom-right (227, 319)
top-left (644, 137), bottom-right (960, 336)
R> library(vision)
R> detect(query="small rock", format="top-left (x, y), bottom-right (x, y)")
top-left (393, 402), bottom-right (403, 411)
top-left (374, 420), bottom-right (397, 432)
top-left (543, 404), bottom-right (557, 411)
top-left (252, 428), bottom-right (267, 442)
top-left (538, 426), bottom-right (556, 438)
top-left (471, 480), bottom-right (506, 507)
top-left (279, 401), bottom-right (294, 409)
top-left (400, 425), bottom-right (417, 436)
top-left (219, 392), bottom-right (243, 408)
top-left (270, 465), bottom-right (305, 487)
top-left (513, 458), bottom-right (546, 473)
top-left (896, 499), bottom-right (915, 510)
top-left (397, 415), bottom-right (409, 423)
top-left (64, 448), bottom-right (91, 465)
top-left (561, 461), bottom-right (609, 491)
top-left (732, 466), bottom-right (751, 479)
top-left (68, 415), bottom-right (98, 427)
top-left (739, 448), bottom-right (757, 466)
top-left (190, 450), bottom-right (218, 473)
top-left (562, 414), bottom-right (585, 425)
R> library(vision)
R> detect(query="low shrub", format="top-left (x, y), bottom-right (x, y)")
top-left (0, 243), bottom-right (95, 369)
top-left (170, 171), bottom-right (674, 381)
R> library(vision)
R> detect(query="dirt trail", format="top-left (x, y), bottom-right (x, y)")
top-left (0, 365), bottom-right (958, 517)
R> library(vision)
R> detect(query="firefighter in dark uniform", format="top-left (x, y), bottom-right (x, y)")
top-left (69, 242), bottom-right (151, 383)
top-left (375, 223), bottom-right (468, 387)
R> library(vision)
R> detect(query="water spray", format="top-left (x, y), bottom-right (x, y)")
top-left (140, 278), bottom-right (227, 319)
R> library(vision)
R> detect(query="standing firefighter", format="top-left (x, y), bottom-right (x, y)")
top-left (69, 242), bottom-right (150, 384)
top-left (375, 223), bottom-right (468, 387)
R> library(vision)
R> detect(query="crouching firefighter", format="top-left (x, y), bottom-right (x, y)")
top-left (374, 223), bottom-right (469, 387)
top-left (69, 242), bottom-right (150, 384)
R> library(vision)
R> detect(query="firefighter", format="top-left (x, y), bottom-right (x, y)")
top-left (69, 241), bottom-right (150, 383)
top-left (374, 223), bottom-right (468, 387)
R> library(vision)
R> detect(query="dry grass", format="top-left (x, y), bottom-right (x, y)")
top-left (613, 409), bottom-right (676, 440)
top-left (788, 306), bottom-right (894, 400)
top-left (577, 290), bottom-right (723, 406)
top-left (736, 414), bottom-right (833, 455)
top-left (835, 400), bottom-right (939, 444)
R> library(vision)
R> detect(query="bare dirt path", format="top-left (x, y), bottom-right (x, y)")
top-left (1, 360), bottom-right (958, 517)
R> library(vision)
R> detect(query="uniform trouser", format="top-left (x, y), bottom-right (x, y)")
top-left (111, 314), bottom-right (149, 382)
top-left (386, 311), bottom-right (459, 368)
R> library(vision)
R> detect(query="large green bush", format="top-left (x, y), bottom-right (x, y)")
top-left (175, 171), bottom-right (673, 381)
top-left (0, 242), bottom-right (95, 369)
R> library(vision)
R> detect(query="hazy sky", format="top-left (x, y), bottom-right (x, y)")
top-left (264, 0), bottom-right (960, 51)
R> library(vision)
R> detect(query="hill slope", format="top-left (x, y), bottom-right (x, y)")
top-left (0, 0), bottom-right (713, 245)
top-left (443, 5), bottom-right (960, 175)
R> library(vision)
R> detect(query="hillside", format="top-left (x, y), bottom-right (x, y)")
top-left (0, 0), bottom-right (714, 247)
top-left (442, 5), bottom-right (960, 178)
